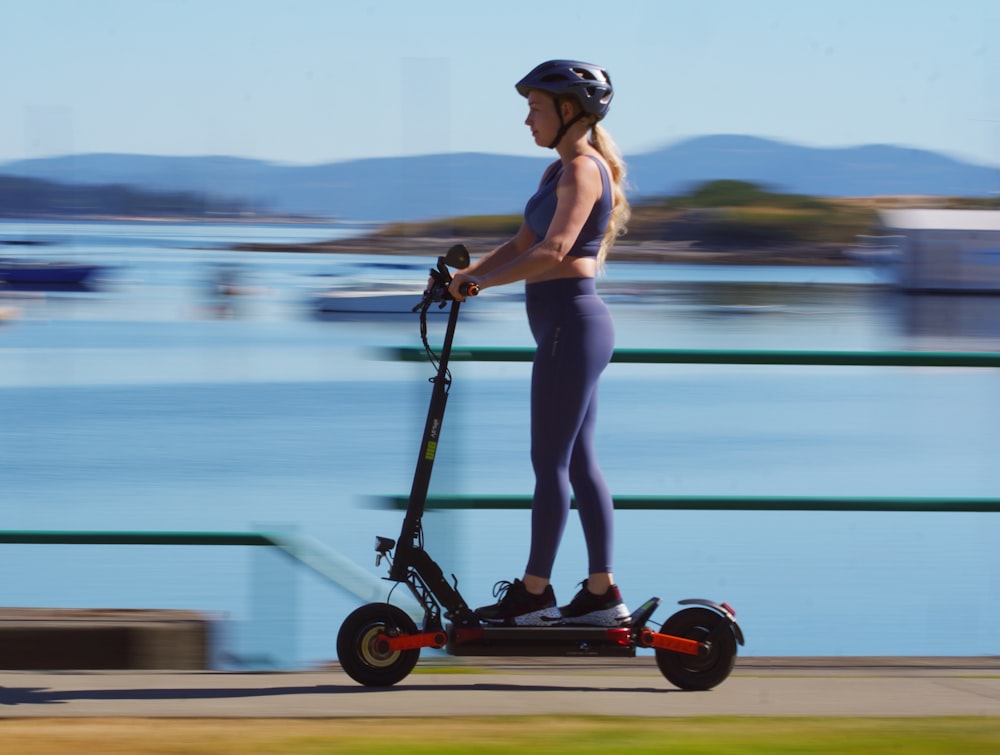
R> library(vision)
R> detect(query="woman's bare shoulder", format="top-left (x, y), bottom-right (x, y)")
top-left (557, 154), bottom-right (604, 192)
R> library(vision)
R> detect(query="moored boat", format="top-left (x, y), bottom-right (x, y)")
top-left (0, 257), bottom-right (103, 285)
top-left (313, 287), bottom-right (434, 316)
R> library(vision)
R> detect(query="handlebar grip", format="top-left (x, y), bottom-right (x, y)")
top-left (459, 283), bottom-right (479, 297)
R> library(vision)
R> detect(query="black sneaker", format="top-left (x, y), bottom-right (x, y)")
top-left (475, 579), bottom-right (561, 626)
top-left (558, 581), bottom-right (631, 626)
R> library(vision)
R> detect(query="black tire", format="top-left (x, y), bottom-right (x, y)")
top-left (655, 606), bottom-right (737, 691)
top-left (336, 603), bottom-right (420, 686)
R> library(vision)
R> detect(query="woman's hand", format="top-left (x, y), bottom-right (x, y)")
top-left (448, 272), bottom-right (483, 302)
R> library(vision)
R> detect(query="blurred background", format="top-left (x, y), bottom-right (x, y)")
top-left (1, 0), bottom-right (998, 668)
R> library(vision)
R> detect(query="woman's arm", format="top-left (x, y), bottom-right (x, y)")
top-left (464, 222), bottom-right (537, 276)
top-left (460, 156), bottom-right (602, 292)
top-left (463, 161), bottom-right (562, 277)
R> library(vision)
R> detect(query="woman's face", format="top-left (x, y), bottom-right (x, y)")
top-left (525, 90), bottom-right (562, 147)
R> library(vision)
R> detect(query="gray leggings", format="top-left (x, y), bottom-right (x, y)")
top-left (524, 277), bottom-right (615, 579)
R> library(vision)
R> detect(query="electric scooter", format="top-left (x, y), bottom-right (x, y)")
top-left (336, 244), bottom-right (744, 689)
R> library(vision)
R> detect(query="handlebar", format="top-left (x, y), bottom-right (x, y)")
top-left (412, 245), bottom-right (476, 312)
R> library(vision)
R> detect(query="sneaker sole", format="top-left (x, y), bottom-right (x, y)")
top-left (558, 605), bottom-right (632, 627)
top-left (480, 607), bottom-right (561, 627)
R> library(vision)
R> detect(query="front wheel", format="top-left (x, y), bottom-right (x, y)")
top-left (655, 606), bottom-right (737, 690)
top-left (336, 603), bottom-right (419, 686)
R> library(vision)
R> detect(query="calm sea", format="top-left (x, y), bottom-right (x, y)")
top-left (1, 220), bottom-right (998, 667)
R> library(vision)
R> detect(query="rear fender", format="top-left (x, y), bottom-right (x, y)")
top-left (678, 598), bottom-right (745, 646)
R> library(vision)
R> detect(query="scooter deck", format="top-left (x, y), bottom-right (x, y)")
top-left (447, 624), bottom-right (637, 657)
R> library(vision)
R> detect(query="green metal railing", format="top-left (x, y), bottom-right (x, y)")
top-left (385, 346), bottom-right (1000, 368)
top-left (376, 494), bottom-right (1000, 513)
top-left (0, 531), bottom-right (272, 547)
top-left (4, 348), bottom-right (997, 612)
top-left (0, 530), bottom-right (413, 609)
top-left (382, 345), bottom-right (1000, 513)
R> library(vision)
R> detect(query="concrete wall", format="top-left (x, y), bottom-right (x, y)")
top-left (0, 608), bottom-right (212, 670)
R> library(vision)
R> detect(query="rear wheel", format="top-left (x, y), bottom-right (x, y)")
top-left (336, 603), bottom-right (419, 686)
top-left (655, 606), bottom-right (737, 690)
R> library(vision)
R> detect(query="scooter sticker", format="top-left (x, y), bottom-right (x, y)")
top-left (425, 418), bottom-right (441, 460)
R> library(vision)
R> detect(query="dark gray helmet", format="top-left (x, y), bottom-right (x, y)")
top-left (515, 60), bottom-right (613, 121)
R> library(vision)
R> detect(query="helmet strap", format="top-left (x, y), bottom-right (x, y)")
top-left (547, 102), bottom-right (586, 149)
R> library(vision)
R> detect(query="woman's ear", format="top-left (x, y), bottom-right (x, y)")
top-left (560, 98), bottom-right (578, 121)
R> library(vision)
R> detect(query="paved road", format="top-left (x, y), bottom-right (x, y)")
top-left (2, 658), bottom-right (999, 718)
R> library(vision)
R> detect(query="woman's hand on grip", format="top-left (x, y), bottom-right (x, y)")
top-left (448, 272), bottom-right (482, 302)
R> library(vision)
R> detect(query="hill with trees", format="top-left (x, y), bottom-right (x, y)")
top-left (283, 179), bottom-right (997, 265)
top-left (0, 175), bottom-right (263, 220)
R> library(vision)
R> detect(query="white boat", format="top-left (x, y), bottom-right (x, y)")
top-left (842, 234), bottom-right (903, 265)
top-left (313, 287), bottom-right (438, 316)
top-left (311, 265), bottom-right (522, 318)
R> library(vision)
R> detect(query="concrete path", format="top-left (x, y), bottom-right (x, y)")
top-left (1, 658), bottom-right (999, 718)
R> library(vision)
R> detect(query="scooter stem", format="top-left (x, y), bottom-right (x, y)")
top-left (388, 297), bottom-right (474, 621)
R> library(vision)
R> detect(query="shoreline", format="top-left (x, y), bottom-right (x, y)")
top-left (230, 235), bottom-right (859, 266)
top-left (2, 215), bottom-right (862, 266)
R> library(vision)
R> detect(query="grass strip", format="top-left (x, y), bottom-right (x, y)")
top-left (1, 716), bottom-right (999, 754)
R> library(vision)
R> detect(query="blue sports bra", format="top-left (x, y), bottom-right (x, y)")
top-left (523, 154), bottom-right (612, 258)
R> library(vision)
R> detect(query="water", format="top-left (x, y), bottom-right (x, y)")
top-left (2, 220), bottom-right (999, 665)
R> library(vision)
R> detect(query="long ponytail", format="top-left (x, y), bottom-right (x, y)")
top-left (589, 123), bottom-right (630, 268)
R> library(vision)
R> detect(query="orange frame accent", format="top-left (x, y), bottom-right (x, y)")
top-left (639, 630), bottom-right (703, 656)
top-left (377, 631), bottom-right (447, 652)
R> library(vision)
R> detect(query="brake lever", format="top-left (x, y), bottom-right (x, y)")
top-left (413, 254), bottom-right (466, 312)
top-left (413, 266), bottom-right (447, 311)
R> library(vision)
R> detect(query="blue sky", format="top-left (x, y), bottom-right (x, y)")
top-left (3, 0), bottom-right (998, 166)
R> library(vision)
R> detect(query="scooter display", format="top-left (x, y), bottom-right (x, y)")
top-left (336, 245), bottom-right (744, 689)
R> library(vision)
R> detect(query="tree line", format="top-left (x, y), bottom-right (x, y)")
top-left (0, 175), bottom-right (261, 219)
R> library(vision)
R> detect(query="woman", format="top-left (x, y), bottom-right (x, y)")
top-left (448, 60), bottom-right (631, 627)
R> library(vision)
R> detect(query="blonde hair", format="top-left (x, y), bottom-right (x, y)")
top-left (589, 123), bottom-right (630, 267)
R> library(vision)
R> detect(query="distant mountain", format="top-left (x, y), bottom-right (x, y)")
top-left (1, 135), bottom-right (997, 222)
top-left (0, 152), bottom-right (548, 222)
top-left (633, 135), bottom-right (1000, 199)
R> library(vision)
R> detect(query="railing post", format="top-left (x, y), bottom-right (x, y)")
top-left (245, 523), bottom-right (300, 669)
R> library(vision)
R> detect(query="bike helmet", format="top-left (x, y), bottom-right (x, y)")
top-left (515, 59), bottom-right (614, 121)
